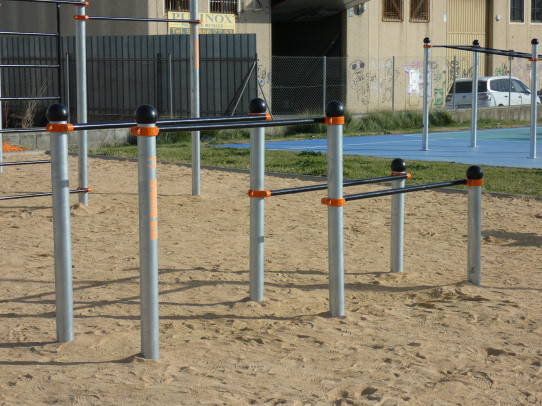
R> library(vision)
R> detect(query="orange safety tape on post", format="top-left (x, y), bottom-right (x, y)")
top-left (130, 126), bottom-right (160, 137)
top-left (323, 117), bottom-right (345, 125)
top-left (321, 198), bottom-right (345, 207)
top-left (47, 123), bottom-right (74, 132)
top-left (74, 15), bottom-right (89, 20)
top-left (466, 179), bottom-right (484, 187)
top-left (391, 172), bottom-right (412, 179)
top-left (248, 190), bottom-right (271, 198)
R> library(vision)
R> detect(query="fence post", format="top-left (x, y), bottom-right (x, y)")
top-left (471, 40), bottom-right (480, 148)
top-left (466, 165), bottom-right (483, 286)
top-left (190, 0), bottom-right (201, 195)
top-left (132, 104), bottom-right (160, 359)
top-left (422, 38), bottom-right (431, 151)
top-left (248, 98), bottom-right (267, 303)
top-left (46, 104), bottom-right (74, 343)
top-left (390, 158), bottom-right (407, 273)
top-left (168, 53), bottom-right (173, 118)
top-left (323, 101), bottom-right (345, 317)
top-left (530, 39), bottom-right (538, 159)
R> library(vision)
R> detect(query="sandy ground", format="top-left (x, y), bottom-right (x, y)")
top-left (0, 151), bottom-right (541, 405)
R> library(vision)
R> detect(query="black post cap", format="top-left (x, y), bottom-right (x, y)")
top-left (390, 158), bottom-right (407, 172)
top-left (423, 37), bottom-right (430, 44)
top-left (473, 40), bottom-right (480, 46)
top-left (466, 165), bottom-right (483, 180)
top-left (46, 104), bottom-right (69, 122)
top-left (135, 104), bottom-right (158, 125)
top-left (325, 100), bottom-right (345, 118)
top-left (532, 38), bottom-right (539, 45)
top-left (249, 98), bottom-right (267, 114)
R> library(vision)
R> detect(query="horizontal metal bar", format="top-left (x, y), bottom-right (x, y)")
top-left (270, 174), bottom-right (410, 197)
top-left (0, 31), bottom-right (58, 37)
top-left (0, 96), bottom-right (60, 101)
top-left (0, 160), bottom-right (51, 167)
top-left (0, 64), bottom-right (60, 68)
top-left (0, 188), bottom-right (90, 201)
top-left (344, 179), bottom-right (467, 202)
top-left (158, 118), bottom-right (324, 133)
top-left (5, 0), bottom-right (86, 5)
top-left (433, 45), bottom-right (533, 59)
top-left (81, 16), bottom-right (201, 24)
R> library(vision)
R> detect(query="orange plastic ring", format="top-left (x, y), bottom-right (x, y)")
top-left (466, 179), bottom-right (484, 187)
top-left (391, 172), bottom-right (412, 179)
top-left (46, 123), bottom-right (74, 133)
top-left (248, 190), bottom-right (271, 198)
top-left (321, 198), bottom-right (345, 207)
top-left (323, 117), bottom-right (345, 125)
top-left (130, 126), bottom-right (159, 137)
top-left (74, 15), bottom-right (89, 20)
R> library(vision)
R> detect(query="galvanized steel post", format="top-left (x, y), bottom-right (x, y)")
top-left (75, 2), bottom-right (89, 205)
top-left (471, 40), bottom-right (480, 148)
top-left (323, 101), bottom-right (345, 317)
top-left (422, 38), bottom-right (431, 151)
top-left (466, 165), bottom-right (483, 286)
top-left (190, 0), bottom-right (201, 195)
top-left (133, 105), bottom-right (160, 359)
top-left (248, 98), bottom-right (267, 302)
top-left (46, 104), bottom-right (74, 343)
top-left (530, 39), bottom-right (538, 159)
top-left (390, 159), bottom-right (407, 273)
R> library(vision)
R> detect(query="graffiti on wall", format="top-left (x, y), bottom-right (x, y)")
top-left (349, 60), bottom-right (376, 105)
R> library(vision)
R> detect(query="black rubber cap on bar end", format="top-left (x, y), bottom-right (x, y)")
top-left (325, 100), bottom-right (345, 117)
top-left (466, 165), bottom-right (483, 180)
top-left (135, 104), bottom-right (158, 125)
top-left (249, 98), bottom-right (267, 114)
top-left (46, 104), bottom-right (69, 122)
top-left (391, 158), bottom-right (407, 172)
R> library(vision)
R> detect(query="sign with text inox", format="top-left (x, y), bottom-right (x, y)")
top-left (168, 12), bottom-right (236, 34)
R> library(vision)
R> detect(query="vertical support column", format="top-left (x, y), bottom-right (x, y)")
top-left (75, 3), bottom-right (89, 205)
top-left (0, 52), bottom-right (3, 174)
top-left (190, 0), bottom-right (201, 195)
top-left (248, 98), bottom-right (268, 303)
top-left (322, 101), bottom-right (345, 318)
top-left (530, 39), bottom-right (538, 159)
top-left (46, 104), bottom-right (74, 343)
top-left (471, 40), bottom-right (480, 148)
top-left (422, 38), bottom-right (431, 151)
top-left (168, 53), bottom-right (173, 118)
top-left (322, 56), bottom-right (327, 115)
top-left (390, 158), bottom-right (408, 273)
top-left (132, 105), bottom-right (160, 359)
top-left (466, 165), bottom-right (483, 287)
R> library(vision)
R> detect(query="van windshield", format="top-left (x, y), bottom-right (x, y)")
top-left (449, 81), bottom-right (488, 94)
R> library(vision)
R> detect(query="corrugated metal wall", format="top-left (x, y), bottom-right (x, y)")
top-left (1, 34), bottom-right (257, 125)
top-left (447, 0), bottom-right (489, 79)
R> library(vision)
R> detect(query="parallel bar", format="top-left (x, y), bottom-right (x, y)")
top-left (0, 64), bottom-right (60, 68)
top-left (0, 31), bottom-right (59, 37)
top-left (0, 159), bottom-right (51, 167)
top-left (158, 118), bottom-right (324, 133)
top-left (0, 96), bottom-right (60, 101)
top-left (0, 188), bottom-right (89, 201)
top-left (79, 16), bottom-right (201, 24)
top-left (9, 0), bottom-right (86, 4)
top-left (433, 45), bottom-right (532, 59)
top-left (344, 179), bottom-right (467, 202)
top-left (269, 174), bottom-right (410, 197)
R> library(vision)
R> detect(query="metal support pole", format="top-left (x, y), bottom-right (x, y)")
top-left (65, 53), bottom-right (70, 122)
top-left (134, 105), bottom-right (160, 359)
top-left (75, 3), bottom-right (88, 205)
top-left (452, 56), bottom-right (457, 110)
top-left (46, 104), bottom-right (74, 343)
top-left (56, 4), bottom-right (63, 103)
top-left (323, 56), bottom-right (327, 115)
top-left (390, 159), bottom-right (407, 273)
top-left (168, 53), bottom-right (173, 118)
top-left (466, 165), bottom-right (483, 286)
top-left (530, 39), bottom-right (538, 159)
top-left (248, 98), bottom-right (267, 303)
top-left (190, 0), bottom-right (201, 195)
top-left (471, 40), bottom-right (480, 148)
top-left (323, 101), bottom-right (345, 317)
top-left (422, 38), bottom-right (431, 151)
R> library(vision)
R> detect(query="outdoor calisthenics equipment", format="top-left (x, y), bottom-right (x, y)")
top-left (423, 37), bottom-right (539, 159)
top-left (0, 0), bottom-right (85, 172)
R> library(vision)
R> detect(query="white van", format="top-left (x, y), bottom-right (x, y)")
top-left (445, 76), bottom-right (540, 110)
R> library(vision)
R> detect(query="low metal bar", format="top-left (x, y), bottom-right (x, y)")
top-left (0, 96), bottom-right (60, 101)
top-left (0, 64), bottom-right (60, 68)
top-left (0, 188), bottom-right (89, 201)
top-left (344, 179), bottom-right (467, 202)
top-left (0, 160), bottom-right (51, 167)
top-left (0, 31), bottom-right (59, 37)
top-left (76, 15), bottom-right (201, 24)
top-left (269, 174), bottom-right (410, 197)
top-left (158, 118), bottom-right (324, 133)
top-left (8, 0), bottom-right (86, 5)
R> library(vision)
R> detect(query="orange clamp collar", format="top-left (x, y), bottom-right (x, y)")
top-left (47, 123), bottom-right (74, 133)
top-left (249, 113), bottom-right (272, 120)
top-left (323, 117), bottom-right (345, 125)
top-left (130, 126), bottom-right (159, 137)
top-left (466, 179), bottom-right (484, 187)
top-left (391, 172), bottom-right (412, 179)
top-left (248, 190), bottom-right (271, 198)
top-left (74, 15), bottom-right (89, 20)
top-left (321, 198), bottom-right (345, 207)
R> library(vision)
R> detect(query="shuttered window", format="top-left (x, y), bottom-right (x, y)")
top-left (210, 0), bottom-right (238, 14)
top-left (383, 0), bottom-right (403, 22)
top-left (510, 0), bottom-right (524, 22)
top-left (410, 0), bottom-right (429, 22)
top-left (165, 0), bottom-right (190, 12)
top-left (532, 0), bottom-right (542, 22)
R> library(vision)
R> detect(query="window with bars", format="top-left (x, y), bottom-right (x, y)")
top-left (532, 0), bottom-right (542, 22)
top-left (166, 0), bottom-right (190, 12)
top-left (410, 0), bottom-right (429, 22)
top-left (383, 0), bottom-right (403, 21)
top-left (210, 0), bottom-right (238, 14)
top-left (510, 0), bottom-right (524, 22)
